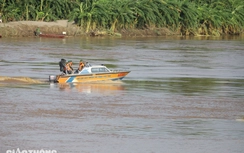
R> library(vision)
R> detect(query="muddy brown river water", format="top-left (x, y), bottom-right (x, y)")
top-left (0, 36), bottom-right (244, 153)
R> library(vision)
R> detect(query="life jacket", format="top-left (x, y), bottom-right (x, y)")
top-left (59, 59), bottom-right (66, 71)
top-left (78, 62), bottom-right (85, 71)
top-left (66, 62), bottom-right (73, 71)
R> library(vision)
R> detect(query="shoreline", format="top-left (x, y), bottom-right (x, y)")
top-left (0, 20), bottom-right (243, 38)
top-left (0, 20), bottom-right (178, 38)
top-left (0, 20), bottom-right (79, 38)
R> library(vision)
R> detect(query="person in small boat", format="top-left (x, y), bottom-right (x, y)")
top-left (59, 59), bottom-right (66, 74)
top-left (66, 60), bottom-right (73, 74)
top-left (75, 60), bottom-right (85, 73)
top-left (35, 27), bottom-right (41, 36)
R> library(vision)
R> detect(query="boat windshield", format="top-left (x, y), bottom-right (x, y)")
top-left (85, 62), bottom-right (92, 67)
top-left (91, 67), bottom-right (110, 73)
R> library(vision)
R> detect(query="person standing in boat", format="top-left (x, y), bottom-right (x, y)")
top-left (66, 60), bottom-right (73, 74)
top-left (59, 59), bottom-right (66, 74)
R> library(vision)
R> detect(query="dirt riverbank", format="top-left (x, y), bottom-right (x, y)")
top-left (0, 20), bottom-right (177, 38)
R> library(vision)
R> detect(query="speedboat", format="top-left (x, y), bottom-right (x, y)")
top-left (49, 63), bottom-right (130, 83)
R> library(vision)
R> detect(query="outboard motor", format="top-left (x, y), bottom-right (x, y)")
top-left (49, 75), bottom-right (57, 83)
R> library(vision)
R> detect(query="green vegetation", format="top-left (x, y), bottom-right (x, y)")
top-left (0, 0), bottom-right (243, 36)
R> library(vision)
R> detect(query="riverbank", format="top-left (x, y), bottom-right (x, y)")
top-left (0, 20), bottom-right (177, 38)
top-left (0, 20), bottom-right (77, 38)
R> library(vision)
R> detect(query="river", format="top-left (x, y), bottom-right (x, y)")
top-left (0, 36), bottom-right (244, 153)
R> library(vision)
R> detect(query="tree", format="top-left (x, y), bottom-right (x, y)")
top-left (106, 0), bottom-right (135, 32)
top-left (69, 0), bottom-right (108, 33)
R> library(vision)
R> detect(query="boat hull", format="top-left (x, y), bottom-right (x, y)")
top-left (55, 71), bottom-right (130, 83)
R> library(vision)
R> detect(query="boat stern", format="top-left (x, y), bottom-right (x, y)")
top-left (49, 75), bottom-right (59, 83)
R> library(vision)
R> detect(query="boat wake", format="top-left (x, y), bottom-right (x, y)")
top-left (0, 76), bottom-right (44, 86)
top-left (236, 116), bottom-right (244, 122)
